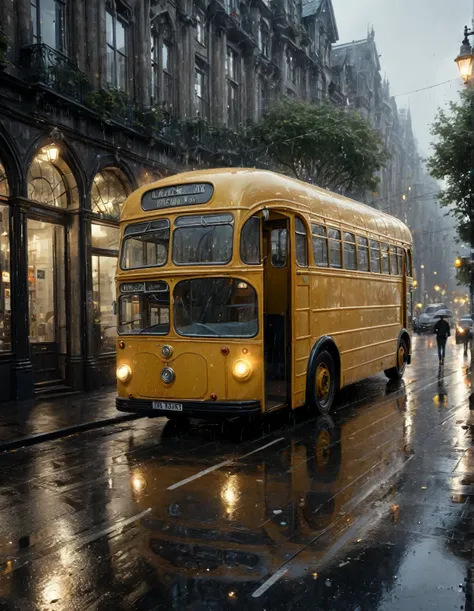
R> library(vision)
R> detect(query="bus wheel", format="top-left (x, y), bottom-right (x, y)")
top-left (385, 339), bottom-right (408, 381)
top-left (310, 351), bottom-right (336, 415)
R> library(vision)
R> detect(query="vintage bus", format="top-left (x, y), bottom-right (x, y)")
top-left (115, 169), bottom-right (413, 419)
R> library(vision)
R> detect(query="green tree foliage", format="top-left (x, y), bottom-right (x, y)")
top-left (428, 87), bottom-right (474, 245)
top-left (249, 99), bottom-right (389, 194)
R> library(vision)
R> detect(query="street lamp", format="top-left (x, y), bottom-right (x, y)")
top-left (456, 26), bottom-right (474, 82)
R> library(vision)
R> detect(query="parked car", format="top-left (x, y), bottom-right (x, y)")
top-left (456, 316), bottom-right (473, 344)
top-left (417, 303), bottom-right (448, 333)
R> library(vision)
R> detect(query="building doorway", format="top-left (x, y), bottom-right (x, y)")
top-left (27, 219), bottom-right (66, 383)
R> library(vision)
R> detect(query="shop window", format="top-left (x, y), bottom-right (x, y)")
top-left (27, 149), bottom-right (69, 208)
top-left (91, 169), bottom-right (129, 220)
top-left (0, 205), bottom-right (10, 352)
top-left (92, 255), bottom-right (117, 354)
top-left (0, 162), bottom-right (9, 198)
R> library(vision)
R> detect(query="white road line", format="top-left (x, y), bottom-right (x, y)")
top-left (252, 568), bottom-right (288, 598)
top-left (167, 437), bottom-right (286, 490)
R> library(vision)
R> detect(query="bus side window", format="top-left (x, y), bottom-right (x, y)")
top-left (328, 229), bottom-right (342, 268)
top-left (407, 249), bottom-right (413, 277)
top-left (396, 247), bottom-right (403, 275)
top-left (389, 245), bottom-right (398, 275)
top-left (381, 243), bottom-right (390, 274)
top-left (312, 224), bottom-right (328, 267)
top-left (343, 232), bottom-right (357, 270)
top-left (240, 215), bottom-right (261, 264)
top-left (357, 236), bottom-right (369, 272)
top-left (370, 240), bottom-right (381, 273)
top-left (295, 218), bottom-right (308, 267)
top-left (271, 228), bottom-right (287, 267)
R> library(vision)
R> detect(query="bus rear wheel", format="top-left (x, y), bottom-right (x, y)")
top-left (385, 339), bottom-right (408, 381)
top-left (310, 351), bottom-right (336, 415)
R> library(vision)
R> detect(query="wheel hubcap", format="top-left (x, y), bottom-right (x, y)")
top-left (398, 345), bottom-right (405, 370)
top-left (316, 364), bottom-right (331, 404)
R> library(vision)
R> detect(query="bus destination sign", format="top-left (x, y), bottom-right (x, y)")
top-left (141, 183), bottom-right (214, 211)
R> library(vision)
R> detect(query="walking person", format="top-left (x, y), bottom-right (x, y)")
top-left (434, 314), bottom-right (451, 365)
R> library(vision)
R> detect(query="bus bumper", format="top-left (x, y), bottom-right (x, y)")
top-left (116, 397), bottom-right (261, 419)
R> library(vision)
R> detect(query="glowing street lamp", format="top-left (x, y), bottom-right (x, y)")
top-left (455, 26), bottom-right (474, 83)
top-left (434, 285), bottom-right (441, 292)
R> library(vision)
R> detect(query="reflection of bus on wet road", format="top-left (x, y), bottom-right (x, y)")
top-left (126, 393), bottom-right (409, 605)
top-left (115, 169), bottom-right (413, 420)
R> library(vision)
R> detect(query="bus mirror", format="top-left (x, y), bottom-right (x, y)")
top-left (261, 208), bottom-right (269, 222)
top-left (112, 301), bottom-right (117, 315)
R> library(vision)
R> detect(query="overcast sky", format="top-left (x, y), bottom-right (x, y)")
top-left (332, 0), bottom-right (472, 158)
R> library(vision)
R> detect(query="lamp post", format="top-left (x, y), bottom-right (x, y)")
top-left (456, 27), bottom-right (474, 404)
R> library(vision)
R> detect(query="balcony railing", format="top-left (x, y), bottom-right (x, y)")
top-left (21, 43), bottom-right (89, 102)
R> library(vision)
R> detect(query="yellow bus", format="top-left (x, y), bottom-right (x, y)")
top-left (115, 169), bottom-right (413, 420)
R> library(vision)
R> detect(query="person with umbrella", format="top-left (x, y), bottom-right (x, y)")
top-left (434, 311), bottom-right (451, 365)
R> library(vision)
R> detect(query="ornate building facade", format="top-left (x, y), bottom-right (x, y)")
top-left (0, 0), bottom-right (338, 401)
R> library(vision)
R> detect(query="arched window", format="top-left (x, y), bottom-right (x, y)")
top-left (27, 148), bottom-right (70, 208)
top-left (151, 15), bottom-right (174, 108)
top-left (0, 162), bottom-right (9, 198)
top-left (258, 22), bottom-right (270, 58)
top-left (91, 168), bottom-right (129, 220)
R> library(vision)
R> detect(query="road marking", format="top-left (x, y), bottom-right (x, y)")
top-left (252, 568), bottom-right (288, 598)
top-left (167, 437), bottom-right (286, 490)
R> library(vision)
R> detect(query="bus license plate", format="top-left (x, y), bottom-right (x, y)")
top-left (152, 401), bottom-right (183, 412)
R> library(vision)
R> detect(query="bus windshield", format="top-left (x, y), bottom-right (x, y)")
top-left (118, 282), bottom-right (170, 335)
top-left (173, 213), bottom-right (234, 265)
top-left (174, 277), bottom-right (258, 337)
top-left (121, 220), bottom-right (169, 269)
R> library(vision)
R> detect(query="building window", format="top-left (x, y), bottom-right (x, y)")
top-left (226, 47), bottom-right (240, 127)
top-left (0, 162), bottom-right (9, 198)
top-left (91, 169), bottom-right (129, 220)
top-left (92, 253), bottom-right (118, 355)
top-left (30, 0), bottom-right (66, 52)
top-left (0, 205), bottom-right (10, 352)
top-left (195, 62), bottom-right (209, 118)
top-left (106, 4), bottom-right (128, 90)
top-left (27, 149), bottom-right (69, 208)
top-left (286, 48), bottom-right (297, 84)
top-left (151, 18), bottom-right (174, 108)
top-left (257, 75), bottom-right (269, 116)
top-left (258, 22), bottom-right (270, 58)
top-left (195, 8), bottom-right (207, 47)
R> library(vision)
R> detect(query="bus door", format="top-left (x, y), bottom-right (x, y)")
top-left (262, 216), bottom-right (291, 411)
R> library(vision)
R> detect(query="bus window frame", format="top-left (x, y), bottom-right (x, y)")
top-left (343, 231), bottom-right (357, 271)
top-left (328, 227), bottom-right (342, 269)
top-left (381, 242), bottom-right (390, 275)
top-left (120, 219), bottom-right (170, 271)
top-left (295, 216), bottom-right (309, 268)
top-left (311, 223), bottom-right (329, 267)
top-left (172, 212), bottom-right (235, 266)
top-left (357, 236), bottom-right (370, 272)
top-left (369, 239), bottom-right (381, 273)
top-left (240, 214), bottom-right (262, 265)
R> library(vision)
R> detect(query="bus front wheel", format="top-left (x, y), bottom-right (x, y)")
top-left (385, 339), bottom-right (408, 381)
top-left (310, 351), bottom-right (336, 415)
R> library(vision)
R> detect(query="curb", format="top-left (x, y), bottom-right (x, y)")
top-left (0, 413), bottom-right (143, 453)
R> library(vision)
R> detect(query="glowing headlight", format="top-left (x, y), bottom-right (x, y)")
top-left (117, 364), bottom-right (132, 383)
top-left (232, 359), bottom-right (252, 381)
top-left (458, 327), bottom-right (465, 334)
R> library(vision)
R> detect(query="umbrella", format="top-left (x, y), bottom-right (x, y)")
top-left (433, 309), bottom-right (453, 319)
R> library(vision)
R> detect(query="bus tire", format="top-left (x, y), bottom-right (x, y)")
top-left (385, 339), bottom-right (408, 381)
top-left (309, 350), bottom-right (336, 415)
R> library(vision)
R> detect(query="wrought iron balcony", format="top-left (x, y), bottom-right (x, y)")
top-left (21, 43), bottom-right (88, 102)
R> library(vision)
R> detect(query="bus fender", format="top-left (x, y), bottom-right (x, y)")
top-left (397, 328), bottom-right (411, 364)
top-left (306, 336), bottom-right (342, 401)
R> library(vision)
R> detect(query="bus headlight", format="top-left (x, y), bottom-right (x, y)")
top-left (232, 359), bottom-right (252, 381)
top-left (117, 364), bottom-right (132, 383)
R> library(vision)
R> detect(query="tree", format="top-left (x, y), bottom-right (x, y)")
top-left (428, 87), bottom-right (474, 245)
top-left (249, 99), bottom-right (389, 194)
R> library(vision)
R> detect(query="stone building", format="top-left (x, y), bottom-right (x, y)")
top-left (0, 0), bottom-right (338, 401)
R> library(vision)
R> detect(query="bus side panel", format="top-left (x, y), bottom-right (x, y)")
top-left (338, 275), bottom-right (400, 386)
top-left (292, 276), bottom-right (311, 408)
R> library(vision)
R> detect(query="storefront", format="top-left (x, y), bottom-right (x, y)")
top-left (0, 144), bottom-right (161, 401)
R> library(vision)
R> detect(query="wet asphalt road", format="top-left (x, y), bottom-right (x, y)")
top-left (1, 336), bottom-right (474, 610)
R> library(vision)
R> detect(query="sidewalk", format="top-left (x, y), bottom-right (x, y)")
top-left (0, 387), bottom-right (142, 451)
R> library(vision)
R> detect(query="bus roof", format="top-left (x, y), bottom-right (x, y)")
top-left (121, 168), bottom-right (412, 245)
